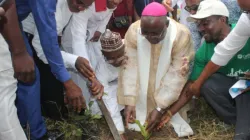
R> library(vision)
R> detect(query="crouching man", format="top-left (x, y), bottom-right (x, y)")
top-left (117, 2), bottom-right (194, 136)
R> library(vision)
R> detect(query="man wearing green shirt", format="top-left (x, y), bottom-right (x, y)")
top-left (158, 1), bottom-right (250, 139)
top-left (189, 26), bottom-right (250, 81)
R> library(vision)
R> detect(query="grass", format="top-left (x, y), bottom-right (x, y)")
top-left (187, 98), bottom-right (234, 140)
top-left (45, 98), bottom-right (234, 140)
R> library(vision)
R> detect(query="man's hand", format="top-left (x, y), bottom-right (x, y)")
top-left (90, 31), bottom-right (102, 42)
top-left (75, 57), bottom-right (95, 79)
top-left (157, 111), bottom-right (172, 130)
top-left (162, 0), bottom-right (174, 12)
top-left (241, 72), bottom-right (250, 93)
top-left (245, 72), bottom-right (250, 79)
top-left (88, 77), bottom-right (104, 99)
top-left (146, 109), bottom-right (162, 133)
top-left (64, 79), bottom-right (86, 113)
top-left (124, 105), bottom-right (136, 128)
top-left (12, 51), bottom-right (35, 83)
top-left (108, 55), bottom-right (128, 67)
top-left (186, 81), bottom-right (202, 97)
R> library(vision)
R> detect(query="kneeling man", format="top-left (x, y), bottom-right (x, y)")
top-left (117, 2), bottom-right (194, 134)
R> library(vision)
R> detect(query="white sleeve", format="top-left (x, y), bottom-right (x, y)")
top-left (61, 51), bottom-right (78, 70)
top-left (32, 27), bottom-right (79, 70)
top-left (96, 10), bottom-right (113, 33)
top-left (211, 13), bottom-right (250, 66)
top-left (71, 11), bottom-right (90, 61)
top-left (32, 28), bottom-right (49, 64)
top-left (21, 14), bottom-right (36, 34)
top-left (171, 0), bottom-right (181, 7)
top-left (55, 0), bottom-right (73, 36)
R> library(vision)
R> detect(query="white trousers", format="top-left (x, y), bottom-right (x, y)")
top-left (0, 69), bottom-right (27, 140)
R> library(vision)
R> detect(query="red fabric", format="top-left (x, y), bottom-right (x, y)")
top-left (109, 0), bottom-right (134, 39)
top-left (95, 0), bottom-right (107, 12)
top-left (113, 0), bottom-right (134, 17)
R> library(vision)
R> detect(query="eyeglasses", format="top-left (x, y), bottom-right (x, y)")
top-left (195, 17), bottom-right (215, 30)
top-left (140, 27), bottom-right (166, 39)
top-left (184, 4), bottom-right (199, 12)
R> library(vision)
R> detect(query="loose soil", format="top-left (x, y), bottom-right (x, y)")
top-left (45, 98), bottom-right (234, 140)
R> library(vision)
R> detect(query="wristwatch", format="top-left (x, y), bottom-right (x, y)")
top-left (156, 107), bottom-right (164, 114)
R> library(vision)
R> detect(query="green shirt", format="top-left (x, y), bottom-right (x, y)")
top-left (190, 24), bottom-right (250, 81)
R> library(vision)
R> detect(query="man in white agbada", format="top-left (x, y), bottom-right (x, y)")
top-left (97, 30), bottom-right (128, 137)
top-left (62, 0), bottom-right (119, 98)
top-left (62, 0), bottom-right (127, 135)
top-left (117, 2), bottom-right (194, 137)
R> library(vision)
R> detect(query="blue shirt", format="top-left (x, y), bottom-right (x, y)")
top-left (16, 0), bottom-right (70, 82)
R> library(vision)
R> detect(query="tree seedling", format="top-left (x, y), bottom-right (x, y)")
top-left (135, 120), bottom-right (152, 140)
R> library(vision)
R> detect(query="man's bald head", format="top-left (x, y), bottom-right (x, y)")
top-left (140, 2), bottom-right (168, 44)
top-left (140, 16), bottom-right (169, 44)
top-left (141, 16), bottom-right (166, 28)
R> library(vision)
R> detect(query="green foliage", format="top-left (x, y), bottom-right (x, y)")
top-left (45, 101), bottom-right (103, 140)
top-left (56, 121), bottom-right (83, 138)
top-left (135, 120), bottom-right (152, 140)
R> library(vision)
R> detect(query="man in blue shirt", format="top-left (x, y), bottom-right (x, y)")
top-left (15, 0), bottom-right (91, 139)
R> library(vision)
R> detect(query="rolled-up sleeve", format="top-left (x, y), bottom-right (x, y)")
top-left (211, 13), bottom-right (250, 66)
top-left (28, 0), bottom-right (70, 82)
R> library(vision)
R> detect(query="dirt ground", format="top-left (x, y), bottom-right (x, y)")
top-left (45, 98), bottom-right (234, 140)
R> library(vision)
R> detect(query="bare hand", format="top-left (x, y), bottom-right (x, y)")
top-left (157, 111), bottom-right (171, 130)
top-left (146, 109), bottom-right (162, 132)
top-left (90, 31), bottom-right (102, 42)
top-left (12, 51), bottom-right (35, 83)
top-left (64, 79), bottom-right (86, 113)
top-left (75, 57), bottom-right (95, 79)
top-left (124, 105), bottom-right (136, 128)
top-left (241, 72), bottom-right (250, 93)
top-left (186, 81), bottom-right (201, 98)
top-left (162, 0), bottom-right (174, 12)
top-left (88, 77), bottom-right (104, 99)
top-left (108, 55), bottom-right (128, 67)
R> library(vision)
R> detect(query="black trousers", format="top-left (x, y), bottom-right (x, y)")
top-left (201, 73), bottom-right (250, 140)
top-left (25, 33), bottom-right (66, 120)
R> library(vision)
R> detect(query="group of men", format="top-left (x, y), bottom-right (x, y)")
top-left (0, 0), bottom-right (126, 139)
top-left (1, 0), bottom-right (250, 140)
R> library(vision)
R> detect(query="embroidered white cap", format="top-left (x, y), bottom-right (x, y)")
top-left (187, 0), bottom-right (229, 22)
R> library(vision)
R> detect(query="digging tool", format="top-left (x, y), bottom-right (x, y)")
top-left (96, 99), bottom-right (121, 140)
